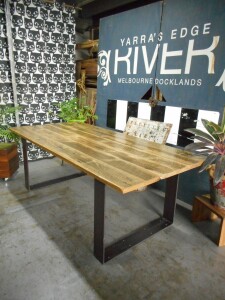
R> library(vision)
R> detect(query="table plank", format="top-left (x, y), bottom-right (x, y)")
top-left (11, 123), bottom-right (204, 194)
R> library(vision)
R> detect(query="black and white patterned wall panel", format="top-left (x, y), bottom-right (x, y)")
top-left (0, 1), bottom-right (15, 143)
top-left (9, 0), bottom-right (76, 160)
top-left (107, 100), bottom-right (220, 147)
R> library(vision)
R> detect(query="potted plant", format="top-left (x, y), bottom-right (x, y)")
top-left (0, 105), bottom-right (20, 179)
top-left (185, 115), bottom-right (225, 209)
top-left (58, 97), bottom-right (98, 124)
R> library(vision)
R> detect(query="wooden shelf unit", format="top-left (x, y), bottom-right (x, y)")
top-left (76, 35), bottom-right (99, 114)
top-left (192, 194), bottom-right (225, 246)
top-left (0, 143), bottom-right (19, 179)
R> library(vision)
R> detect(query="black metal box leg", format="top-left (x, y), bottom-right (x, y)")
top-left (94, 176), bottom-right (179, 264)
top-left (94, 179), bottom-right (106, 263)
top-left (163, 175), bottom-right (179, 222)
top-left (21, 138), bottom-right (85, 191)
top-left (22, 138), bottom-right (30, 190)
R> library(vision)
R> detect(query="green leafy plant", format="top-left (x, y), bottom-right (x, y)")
top-left (0, 105), bottom-right (20, 144)
top-left (185, 114), bottom-right (225, 185)
top-left (58, 97), bottom-right (98, 124)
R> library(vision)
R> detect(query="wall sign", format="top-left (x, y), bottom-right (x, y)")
top-left (96, 0), bottom-right (225, 127)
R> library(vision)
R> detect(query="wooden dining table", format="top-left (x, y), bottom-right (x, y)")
top-left (11, 122), bottom-right (203, 263)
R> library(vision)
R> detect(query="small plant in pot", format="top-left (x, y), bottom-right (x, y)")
top-left (58, 97), bottom-right (98, 124)
top-left (0, 105), bottom-right (20, 143)
top-left (185, 116), bottom-right (225, 209)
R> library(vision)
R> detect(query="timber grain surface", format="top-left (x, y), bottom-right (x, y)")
top-left (11, 123), bottom-right (204, 194)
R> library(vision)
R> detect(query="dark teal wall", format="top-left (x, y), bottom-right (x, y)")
top-left (154, 170), bottom-right (209, 205)
top-left (96, 0), bottom-right (225, 204)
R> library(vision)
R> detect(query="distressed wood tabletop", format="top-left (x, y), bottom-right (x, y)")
top-left (11, 123), bottom-right (204, 194)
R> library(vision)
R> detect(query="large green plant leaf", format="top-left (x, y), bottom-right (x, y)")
top-left (0, 126), bottom-right (20, 143)
top-left (207, 121), bottom-right (225, 141)
top-left (0, 105), bottom-right (21, 143)
top-left (185, 128), bottom-right (215, 142)
top-left (199, 152), bottom-right (218, 173)
top-left (185, 150), bottom-right (213, 157)
top-left (188, 135), bottom-right (215, 144)
top-left (221, 107), bottom-right (225, 132)
top-left (201, 119), bottom-right (221, 141)
top-left (58, 97), bottom-right (98, 123)
top-left (185, 142), bottom-right (211, 151)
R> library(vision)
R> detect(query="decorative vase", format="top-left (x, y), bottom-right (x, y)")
top-left (208, 166), bottom-right (225, 209)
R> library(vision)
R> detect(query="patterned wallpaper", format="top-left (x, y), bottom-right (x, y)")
top-left (0, 0), bottom-right (76, 160)
top-left (0, 0), bottom-right (15, 136)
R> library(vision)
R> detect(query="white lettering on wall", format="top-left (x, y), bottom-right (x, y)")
top-left (133, 36), bottom-right (138, 45)
top-left (120, 32), bottom-right (163, 46)
top-left (185, 36), bottom-right (220, 74)
top-left (158, 32), bottom-right (163, 41)
top-left (161, 44), bottom-right (183, 74)
top-left (180, 28), bottom-right (187, 38)
top-left (203, 23), bottom-right (211, 34)
top-left (120, 38), bottom-right (125, 46)
top-left (133, 47), bottom-right (139, 74)
top-left (126, 38), bottom-right (131, 46)
top-left (140, 35), bottom-right (146, 44)
top-left (191, 25), bottom-right (199, 36)
top-left (171, 29), bottom-right (177, 39)
top-left (114, 48), bottom-right (132, 74)
top-left (99, 20), bottom-right (224, 89)
top-left (171, 23), bottom-right (211, 39)
top-left (142, 44), bottom-right (160, 74)
top-left (216, 69), bottom-right (225, 91)
top-left (114, 36), bottom-right (220, 76)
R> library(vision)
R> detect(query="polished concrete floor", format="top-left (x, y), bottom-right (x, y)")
top-left (1, 158), bottom-right (225, 300)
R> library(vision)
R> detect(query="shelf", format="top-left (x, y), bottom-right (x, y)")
top-left (76, 39), bottom-right (99, 52)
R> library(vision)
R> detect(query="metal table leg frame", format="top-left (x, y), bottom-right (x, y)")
top-left (94, 175), bottom-right (179, 264)
top-left (22, 138), bottom-right (85, 191)
top-left (22, 138), bottom-right (30, 190)
top-left (163, 174), bottom-right (179, 223)
top-left (94, 180), bottom-right (106, 263)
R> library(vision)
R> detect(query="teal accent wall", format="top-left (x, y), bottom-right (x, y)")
top-left (96, 0), bottom-right (225, 204)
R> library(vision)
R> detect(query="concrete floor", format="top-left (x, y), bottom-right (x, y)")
top-left (1, 158), bottom-right (225, 300)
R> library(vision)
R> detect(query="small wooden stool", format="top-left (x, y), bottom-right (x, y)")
top-left (192, 194), bottom-right (225, 246)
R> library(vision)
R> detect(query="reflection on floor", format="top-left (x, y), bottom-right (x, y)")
top-left (1, 158), bottom-right (225, 300)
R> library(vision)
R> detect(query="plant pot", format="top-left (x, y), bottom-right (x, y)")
top-left (208, 166), bottom-right (225, 209)
top-left (0, 143), bottom-right (19, 179)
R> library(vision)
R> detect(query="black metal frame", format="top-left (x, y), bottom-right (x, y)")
top-left (22, 138), bottom-right (85, 191)
top-left (22, 138), bottom-right (179, 263)
top-left (94, 175), bottom-right (179, 264)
